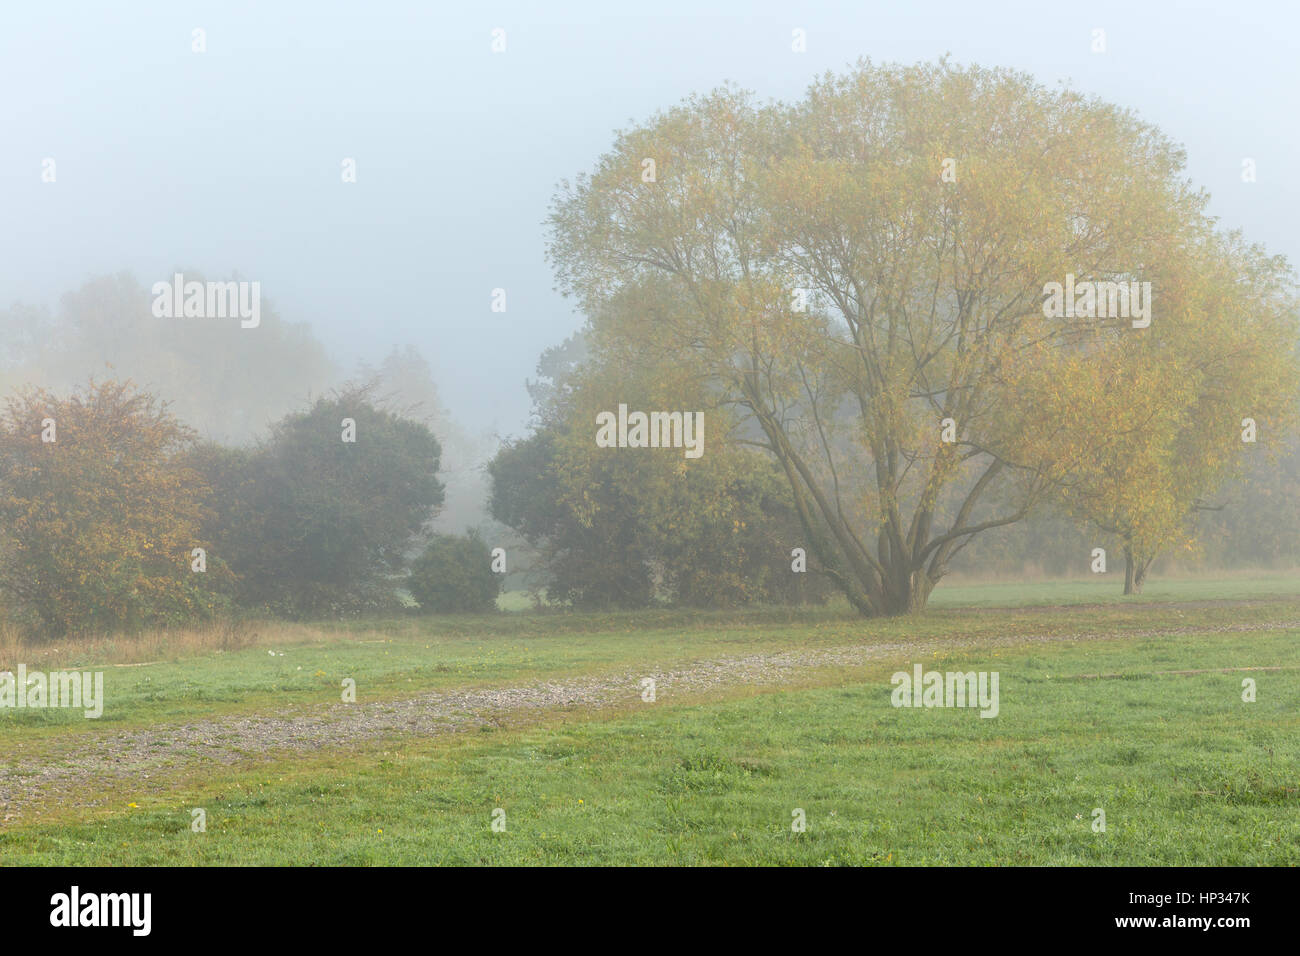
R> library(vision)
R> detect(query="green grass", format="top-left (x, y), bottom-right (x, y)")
top-left (496, 571), bottom-right (1300, 612)
top-left (4, 589), bottom-right (1296, 740)
top-left (2, 577), bottom-right (1298, 865)
top-left (929, 571), bottom-right (1300, 607)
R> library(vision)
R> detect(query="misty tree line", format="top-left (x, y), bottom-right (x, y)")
top-left (0, 272), bottom-right (493, 534)
top-left (0, 367), bottom-right (836, 637)
top-left (4, 61), bottom-right (1300, 634)
top-left (0, 329), bottom-right (1296, 638)
top-left (0, 379), bottom-right (502, 636)
top-left (489, 329), bottom-right (1300, 611)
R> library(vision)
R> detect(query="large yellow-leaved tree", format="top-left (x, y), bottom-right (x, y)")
top-left (548, 59), bottom-right (1300, 615)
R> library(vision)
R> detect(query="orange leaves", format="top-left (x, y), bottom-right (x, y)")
top-left (0, 380), bottom-right (218, 636)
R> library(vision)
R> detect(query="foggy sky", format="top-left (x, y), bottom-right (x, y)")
top-left (2, 0), bottom-right (1295, 438)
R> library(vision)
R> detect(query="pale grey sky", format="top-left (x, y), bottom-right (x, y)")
top-left (2, 0), bottom-right (1295, 437)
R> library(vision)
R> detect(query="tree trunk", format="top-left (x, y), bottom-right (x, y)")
top-left (874, 569), bottom-right (935, 615)
top-left (1133, 557), bottom-right (1150, 593)
top-left (1123, 544), bottom-right (1148, 595)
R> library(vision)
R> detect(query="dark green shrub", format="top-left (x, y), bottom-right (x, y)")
top-left (407, 532), bottom-right (501, 613)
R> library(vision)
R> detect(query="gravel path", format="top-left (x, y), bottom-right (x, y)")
top-left (2, 614), bottom-right (1296, 822)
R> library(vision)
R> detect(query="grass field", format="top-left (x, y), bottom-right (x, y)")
top-left (1, 575), bottom-right (1297, 865)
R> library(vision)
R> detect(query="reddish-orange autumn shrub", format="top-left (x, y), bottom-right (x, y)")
top-left (0, 380), bottom-right (226, 637)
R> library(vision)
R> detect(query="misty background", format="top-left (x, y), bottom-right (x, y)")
top-left (2, 0), bottom-right (1297, 557)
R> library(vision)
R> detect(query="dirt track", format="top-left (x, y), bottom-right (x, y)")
top-left (2, 612), bottom-right (1297, 823)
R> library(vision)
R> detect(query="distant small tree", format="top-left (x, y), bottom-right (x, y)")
top-left (0, 380), bottom-right (225, 636)
top-left (0, 271), bottom-right (340, 446)
top-left (407, 532), bottom-right (501, 613)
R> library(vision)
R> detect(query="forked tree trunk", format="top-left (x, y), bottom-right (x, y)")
top-left (875, 569), bottom-right (937, 615)
top-left (744, 385), bottom-right (1009, 618)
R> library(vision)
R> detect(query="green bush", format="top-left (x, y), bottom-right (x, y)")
top-left (193, 387), bottom-right (445, 617)
top-left (407, 532), bottom-right (501, 614)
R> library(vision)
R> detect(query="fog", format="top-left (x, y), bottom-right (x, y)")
top-left (3, 0), bottom-right (1296, 443)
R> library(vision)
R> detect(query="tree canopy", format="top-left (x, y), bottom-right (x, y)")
top-left (0, 380), bottom-right (223, 636)
top-left (547, 59), bottom-right (1300, 614)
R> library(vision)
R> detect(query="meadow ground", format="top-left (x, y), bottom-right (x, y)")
top-left (0, 573), bottom-right (1297, 865)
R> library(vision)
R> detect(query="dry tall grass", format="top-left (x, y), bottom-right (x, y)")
top-left (0, 617), bottom-right (335, 669)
